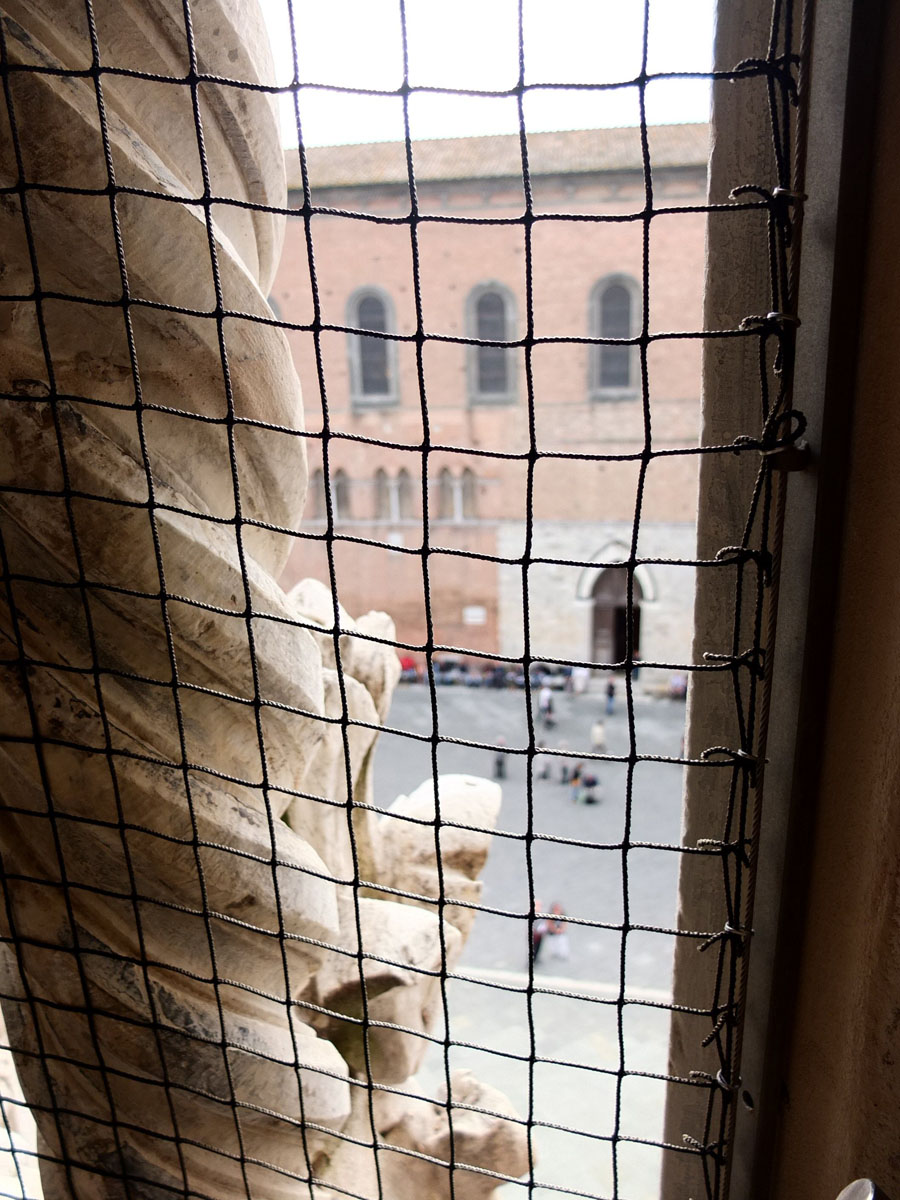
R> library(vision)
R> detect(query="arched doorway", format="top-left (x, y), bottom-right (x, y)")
top-left (591, 568), bottom-right (642, 665)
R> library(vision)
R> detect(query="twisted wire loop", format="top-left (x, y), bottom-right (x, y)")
top-left (0, 3), bottom-right (526, 1198)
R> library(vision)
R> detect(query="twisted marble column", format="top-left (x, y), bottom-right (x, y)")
top-left (0, 2), bottom-right (528, 1196)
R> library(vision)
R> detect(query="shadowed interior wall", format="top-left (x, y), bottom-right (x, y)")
top-left (767, 1), bottom-right (900, 1194)
top-left (661, 0), bottom-right (776, 1190)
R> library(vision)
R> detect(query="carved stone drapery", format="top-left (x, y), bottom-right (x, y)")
top-left (0, 2), bottom-right (528, 1196)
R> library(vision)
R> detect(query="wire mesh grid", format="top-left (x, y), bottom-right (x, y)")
top-left (0, 0), bottom-right (808, 1198)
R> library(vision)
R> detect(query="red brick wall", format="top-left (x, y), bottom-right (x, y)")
top-left (273, 162), bottom-right (706, 663)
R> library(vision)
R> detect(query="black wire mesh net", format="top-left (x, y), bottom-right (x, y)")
top-left (0, 0), bottom-right (808, 1197)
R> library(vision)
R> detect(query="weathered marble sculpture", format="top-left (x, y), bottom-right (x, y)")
top-left (0, 1), bottom-right (528, 1196)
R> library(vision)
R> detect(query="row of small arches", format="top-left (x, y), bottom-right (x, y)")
top-left (308, 468), bottom-right (479, 522)
top-left (347, 275), bottom-right (640, 403)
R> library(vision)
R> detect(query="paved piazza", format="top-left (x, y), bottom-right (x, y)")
top-left (372, 682), bottom-right (689, 1200)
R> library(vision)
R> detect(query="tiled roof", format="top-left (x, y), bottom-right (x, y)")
top-left (286, 123), bottom-right (708, 191)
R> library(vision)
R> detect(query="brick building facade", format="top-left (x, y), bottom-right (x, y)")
top-left (272, 124), bottom-right (708, 676)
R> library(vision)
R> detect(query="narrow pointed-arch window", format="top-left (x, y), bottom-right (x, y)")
top-left (357, 295), bottom-right (389, 394)
top-left (433, 469), bottom-right (475, 523)
top-left (348, 288), bottom-right (398, 407)
top-left (333, 469), bottom-right (351, 521)
top-left (436, 468), bottom-right (455, 521)
top-left (461, 468), bottom-right (478, 519)
top-left (309, 468), bottom-right (326, 521)
top-left (397, 468), bottom-right (415, 520)
top-left (590, 276), bottom-right (640, 399)
top-left (467, 285), bottom-right (516, 404)
top-left (374, 468), bottom-right (390, 520)
top-left (476, 293), bottom-right (507, 395)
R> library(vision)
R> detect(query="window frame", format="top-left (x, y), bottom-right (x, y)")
top-left (588, 274), bottom-right (641, 402)
top-left (346, 286), bottom-right (399, 409)
top-left (466, 282), bottom-right (517, 406)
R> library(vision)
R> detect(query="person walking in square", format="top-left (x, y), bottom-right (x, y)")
top-left (569, 761), bottom-right (584, 802)
top-left (548, 903), bottom-right (570, 962)
top-left (534, 742), bottom-right (551, 780)
top-left (493, 737), bottom-right (507, 780)
top-left (538, 683), bottom-right (555, 730)
top-left (580, 772), bottom-right (601, 804)
top-left (531, 899), bottom-right (548, 965)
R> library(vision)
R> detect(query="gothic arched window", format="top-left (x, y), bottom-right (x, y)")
top-left (347, 288), bottom-right (398, 407)
top-left (433, 469), bottom-right (478, 523)
top-left (333, 469), bottom-right (351, 521)
top-left (397, 468), bottom-right (415, 520)
top-left (590, 276), bottom-right (640, 399)
top-left (461, 468), bottom-right (478, 519)
top-left (467, 285), bottom-right (516, 404)
top-left (308, 468), bottom-right (325, 521)
top-left (436, 468), bottom-right (455, 521)
top-left (374, 468), bottom-right (390, 520)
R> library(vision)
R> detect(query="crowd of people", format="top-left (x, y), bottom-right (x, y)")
top-left (523, 677), bottom-right (617, 804)
top-left (491, 675), bottom-right (622, 806)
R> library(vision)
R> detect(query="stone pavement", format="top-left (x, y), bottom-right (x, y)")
top-left (411, 968), bottom-right (673, 1200)
top-left (374, 682), bottom-right (690, 1200)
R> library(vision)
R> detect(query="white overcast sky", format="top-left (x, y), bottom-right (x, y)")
top-left (257, 0), bottom-right (716, 147)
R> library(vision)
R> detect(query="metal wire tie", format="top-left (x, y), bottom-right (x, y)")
top-left (715, 1069), bottom-right (741, 1094)
top-left (695, 836), bottom-right (753, 867)
top-left (699, 745), bottom-right (759, 766)
top-left (772, 186), bottom-right (808, 205)
top-left (697, 921), bottom-right (753, 955)
top-left (681, 1131), bottom-right (727, 1164)
top-left (739, 310), bottom-right (801, 330)
top-left (764, 437), bottom-right (811, 471)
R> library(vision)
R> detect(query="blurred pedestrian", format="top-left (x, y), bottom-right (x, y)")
top-left (580, 772), bottom-right (601, 804)
top-left (493, 737), bottom-right (507, 780)
top-left (590, 718), bottom-right (606, 753)
top-left (605, 677), bottom-right (616, 715)
top-left (572, 665), bottom-right (590, 694)
top-left (558, 739), bottom-right (571, 784)
top-left (569, 761), bottom-right (584, 802)
top-left (538, 683), bottom-right (555, 729)
top-left (533, 742), bottom-right (551, 780)
top-left (548, 903), bottom-right (570, 961)
top-left (531, 900), bottom-right (548, 965)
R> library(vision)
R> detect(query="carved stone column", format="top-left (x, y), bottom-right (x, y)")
top-left (0, 2), bottom-right (527, 1196)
